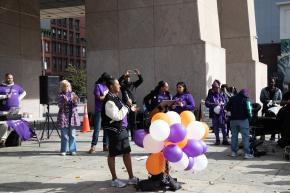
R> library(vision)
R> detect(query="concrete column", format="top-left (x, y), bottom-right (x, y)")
top-left (0, 0), bottom-right (41, 117)
top-left (218, 0), bottom-right (267, 102)
top-left (86, 0), bottom-right (225, 112)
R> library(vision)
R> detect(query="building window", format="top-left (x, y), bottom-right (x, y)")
top-left (57, 19), bottom-right (62, 26)
top-left (75, 19), bottom-right (80, 31)
top-left (63, 30), bottom-right (67, 41)
top-left (70, 59), bottom-right (74, 66)
top-left (63, 43), bottom-right (67, 55)
top-left (69, 45), bottom-right (74, 56)
top-left (69, 31), bottom-right (74, 42)
top-left (53, 57), bottom-right (57, 70)
top-left (52, 28), bottom-right (56, 38)
top-left (57, 43), bottom-right (61, 54)
top-left (76, 46), bottom-right (80, 57)
top-left (58, 58), bottom-right (62, 71)
top-left (57, 29), bottom-right (62, 39)
top-left (76, 60), bottom-right (80, 68)
top-left (64, 59), bottom-right (68, 69)
top-left (69, 18), bottom-right (73, 29)
top-left (52, 42), bottom-right (56, 53)
top-left (45, 57), bottom-right (50, 69)
top-left (82, 47), bottom-right (86, 57)
top-left (45, 42), bottom-right (49, 52)
top-left (62, 18), bottom-right (67, 27)
top-left (76, 33), bottom-right (80, 43)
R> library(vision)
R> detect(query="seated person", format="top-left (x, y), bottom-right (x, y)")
top-left (0, 73), bottom-right (26, 146)
top-left (281, 83), bottom-right (290, 106)
top-left (277, 101), bottom-right (290, 148)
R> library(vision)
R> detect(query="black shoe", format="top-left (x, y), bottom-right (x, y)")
top-left (214, 140), bottom-right (221, 145)
top-left (222, 140), bottom-right (230, 145)
top-left (0, 140), bottom-right (5, 148)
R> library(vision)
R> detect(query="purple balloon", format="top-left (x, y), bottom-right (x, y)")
top-left (168, 123), bottom-right (187, 143)
top-left (185, 157), bottom-right (195, 171)
top-left (163, 144), bottom-right (183, 162)
top-left (133, 129), bottom-right (147, 148)
top-left (182, 139), bottom-right (203, 157)
top-left (199, 140), bottom-right (208, 154)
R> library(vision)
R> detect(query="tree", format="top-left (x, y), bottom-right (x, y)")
top-left (64, 65), bottom-right (87, 98)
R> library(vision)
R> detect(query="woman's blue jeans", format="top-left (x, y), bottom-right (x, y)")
top-left (230, 119), bottom-right (251, 154)
top-left (91, 112), bottom-right (109, 147)
top-left (60, 127), bottom-right (77, 153)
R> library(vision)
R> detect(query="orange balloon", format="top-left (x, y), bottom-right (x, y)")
top-left (180, 111), bottom-right (196, 127)
top-left (177, 137), bottom-right (188, 149)
top-left (151, 112), bottom-right (172, 125)
top-left (164, 141), bottom-right (174, 146)
top-left (146, 152), bottom-right (166, 175)
top-left (164, 137), bottom-right (187, 148)
top-left (202, 122), bottom-right (209, 140)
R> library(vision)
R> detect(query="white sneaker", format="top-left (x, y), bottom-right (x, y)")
top-left (244, 154), bottom-right (254, 159)
top-left (231, 152), bottom-right (237, 157)
top-left (61, 152), bottom-right (66, 156)
top-left (70, 152), bottom-right (77, 156)
top-left (128, 176), bottom-right (139, 185)
top-left (111, 179), bottom-right (127, 188)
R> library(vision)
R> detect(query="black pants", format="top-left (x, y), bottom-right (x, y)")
top-left (127, 111), bottom-right (137, 140)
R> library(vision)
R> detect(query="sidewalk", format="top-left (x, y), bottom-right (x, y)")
top-left (0, 130), bottom-right (289, 193)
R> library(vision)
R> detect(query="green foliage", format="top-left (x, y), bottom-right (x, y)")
top-left (64, 65), bottom-right (87, 97)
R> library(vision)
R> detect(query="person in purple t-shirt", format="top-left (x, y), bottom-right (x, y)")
top-left (172, 82), bottom-right (195, 114)
top-left (0, 73), bottom-right (26, 112)
top-left (88, 72), bottom-right (111, 154)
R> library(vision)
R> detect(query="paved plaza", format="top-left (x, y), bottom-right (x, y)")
top-left (0, 129), bottom-right (289, 193)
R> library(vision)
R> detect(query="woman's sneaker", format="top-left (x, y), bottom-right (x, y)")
top-left (244, 154), bottom-right (254, 159)
top-left (128, 176), bottom-right (139, 185)
top-left (111, 179), bottom-right (126, 188)
top-left (61, 152), bottom-right (66, 156)
top-left (231, 152), bottom-right (237, 157)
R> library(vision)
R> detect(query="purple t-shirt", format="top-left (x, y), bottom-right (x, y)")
top-left (122, 115), bottom-right (128, 128)
top-left (0, 83), bottom-right (25, 111)
top-left (157, 92), bottom-right (171, 104)
top-left (94, 83), bottom-right (108, 112)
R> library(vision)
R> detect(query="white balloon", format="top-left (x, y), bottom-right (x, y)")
top-left (186, 121), bottom-right (206, 140)
top-left (170, 152), bottom-right (189, 171)
top-left (213, 105), bottom-right (221, 114)
top-left (149, 120), bottom-right (170, 141)
top-left (193, 154), bottom-right (208, 171)
top-left (143, 134), bottom-right (164, 153)
top-left (166, 111), bottom-right (181, 125)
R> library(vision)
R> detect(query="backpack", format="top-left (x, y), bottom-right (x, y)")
top-left (5, 130), bottom-right (22, 147)
top-left (136, 173), bottom-right (181, 192)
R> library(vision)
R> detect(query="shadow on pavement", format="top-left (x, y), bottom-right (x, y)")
top-left (0, 150), bottom-right (148, 157)
top-left (0, 181), bottom-right (138, 193)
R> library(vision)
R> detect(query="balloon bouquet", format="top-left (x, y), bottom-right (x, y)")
top-left (134, 111), bottom-right (209, 175)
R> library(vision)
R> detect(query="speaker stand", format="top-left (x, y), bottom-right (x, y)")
top-left (40, 104), bottom-right (60, 140)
